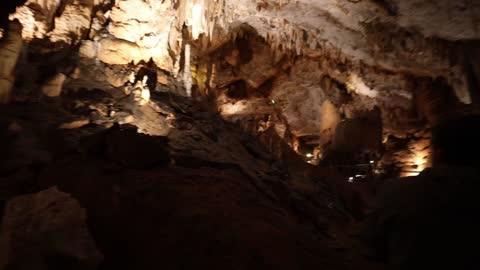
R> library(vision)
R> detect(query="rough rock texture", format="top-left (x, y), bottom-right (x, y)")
top-left (49, 0), bottom-right (93, 44)
top-left (5, 0), bottom-right (471, 174)
top-left (9, 0), bottom-right (61, 40)
top-left (0, 187), bottom-right (102, 269)
top-left (0, 20), bottom-right (22, 103)
top-left (0, 88), bottom-right (382, 269)
top-left (1, 0), bottom-right (480, 268)
top-left (42, 73), bottom-right (67, 97)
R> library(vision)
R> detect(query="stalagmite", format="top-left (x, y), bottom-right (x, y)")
top-left (184, 43), bottom-right (193, 97)
top-left (140, 76), bottom-right (151, 104)
top-left (42, 73), bottom-right (67, 97)
top-left (0, 20), bottom-right (23, 104)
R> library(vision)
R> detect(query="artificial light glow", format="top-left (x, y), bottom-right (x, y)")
top-left (401, 152), bottom-right (429, 177)
top-left (348, 177), bottom-right (354, 183)
top-left (369, 160), bottom-right (374, 164)
top-left (271, 99), bottom-right (276, 104)
top-left (306, 153), bottom-right (314, 158)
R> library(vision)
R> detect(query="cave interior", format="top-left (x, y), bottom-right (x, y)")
top-left (0, 0), bottom-right (479, 269)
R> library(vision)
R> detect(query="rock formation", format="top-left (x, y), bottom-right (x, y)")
top-left (0, 187), bottom-right (102, 269)
top-left (0, 20), bottom-right (22, 103)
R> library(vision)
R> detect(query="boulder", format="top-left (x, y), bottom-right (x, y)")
top-left (0, 187), bottom-right (103, 269)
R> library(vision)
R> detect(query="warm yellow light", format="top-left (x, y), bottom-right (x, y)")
top-left (414, 155), bottom-right (425, 170)
top-left (401, 152), bottom-right (428, 177)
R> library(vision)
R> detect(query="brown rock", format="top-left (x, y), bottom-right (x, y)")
top-left (0, 187), bottom-right (102, 269)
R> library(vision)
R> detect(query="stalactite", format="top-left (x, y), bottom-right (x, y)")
top-left (177, 0), bottom-right (225, 41)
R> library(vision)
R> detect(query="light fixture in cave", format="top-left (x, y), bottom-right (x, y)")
top-left (348, 177), bottom-right (354, 183)
top-left (271, 99), bottom-right (276, 104)
top-left (305, 153), bottom-right (314, 158)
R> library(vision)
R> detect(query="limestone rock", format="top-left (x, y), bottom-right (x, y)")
top-left (49, 0), bottom-right (93, 44)
top-left (0, 187), bottom-right (103, 269)
top-left (97, 38), bottom-right (143, 65)
top-left (9, 0), bottom-right (61, 40)
top-left (42, 73), bottom-right (67, 97)
top-left (157, 72), bottom-right (170, 85)
top-left (79, 40), bottom-right (98, 58)
top-left (0, 20), bottom-right (23, 104)
top-left (90, 0), bottom-right (177, 69)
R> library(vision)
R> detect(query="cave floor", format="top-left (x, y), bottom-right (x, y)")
top-left (0, 88), bottom-right (384, 270)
